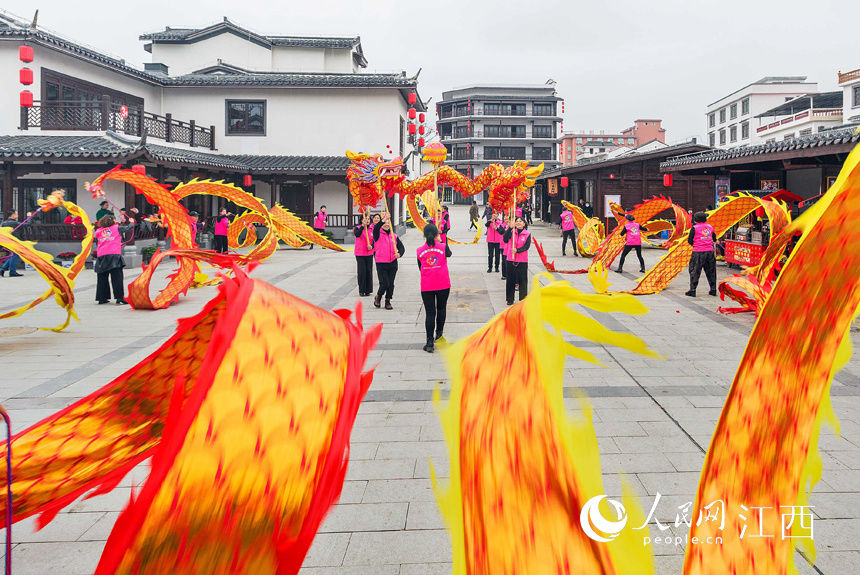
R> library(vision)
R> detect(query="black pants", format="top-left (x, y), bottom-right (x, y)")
top-left (356, 255), bottom-right (374, 294)
top-left (421, 288), bottom-right (450, 340)
top-left (213, 234), bottom-right (228, 253)
top-left (376, 262), bottom-right (398, 300)
top-left (469, 219), bottom-right (478, 230)
top-left (96, 268), bottom-right (124, 302)
top-left (487, 242), bottom-right (500, 271)
top-left (562, 229), bottom-right (577, 254)
top-left (310, 227), bottom-right (324, 248)
top-left (506, 260), bottom-right (528, 303)
top-left (501, 254), bottom-right (508, 278)
top-left (618, 244), bottom-right (645, 271)
top-left (689, 251), bottom-right (717, 292)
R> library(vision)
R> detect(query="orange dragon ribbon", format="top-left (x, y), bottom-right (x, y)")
top-left (0, 270), bottom-right (381, 574)
top-left (0, 195), bottom-right (93, 331)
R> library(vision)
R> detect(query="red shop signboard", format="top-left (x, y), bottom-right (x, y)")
top-left (725, 240), bottom-right (764, 267)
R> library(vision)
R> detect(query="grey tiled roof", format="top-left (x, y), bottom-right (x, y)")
top-left (268, 36), bottom-right (359, 49)
top-left (139, 22), bottom-right (359, 49)
top-left (225, 155), bottom-right (350, 172)
top-left (0, 135), bottom-right (136, 159)
top-left (163, 72), bottom-right (416, 88)
top-left (661, 126), bottom-right (860, 169)
top-left (0, 134), bottom-right (349, 174)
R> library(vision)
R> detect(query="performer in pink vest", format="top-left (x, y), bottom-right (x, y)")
top-left (616, 214), bottom-right (648, 274)
top-left (560, 206), bottom-right (578, 256)
top-left (310, 205), bottom-right (327, 249)
top-left (354, 212), bottom-right (375, 296)
top-left (686, 212), bottom-right (718, 297)
top-left (497, 218), bottom-right (510, 280)
top-left (213, 208), bottom-right (231, 253)
top-left (502, 216), bottom-right (532, 305)
top-left (486, 211), bottom-right (502, 273)
top-left (373, 213), bottom-right (405, 309)
top-left (417, 222), bottom-right (452, 352)
top-left (94, 215), bottom-right (127, 305)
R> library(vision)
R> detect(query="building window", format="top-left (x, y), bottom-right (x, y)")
top-left (485, 125), bottom-right (526, 138)
top-left (454, 125), bottom-right (469, 138)
top-left (719, 108), bottom-right (726, 123)
top-left (484, 103), bottom-right (526, 116)
top-left (799, 128), bottom-right (812, 136)
top-left (13, 179), bottom-right (77, 224)
top-left (484, 146), bottom-right (526, 160)
top-left (741, 121), bottom-right (749, 139)
top-left (226, 100), bottom-right (266, 135)
top-left (709, 132), bottom-right (715, 146)
top-left (400, 117), bottom-right (405, 157)
top-left (719, 129), bottom-right (726, 145)
top-left (729, 125), bottom-right (737, 142)
top-left (854, 85), bottom-right (860, 107)
top-left (742, 98), bottom-right (750, 115)
top-left (533, 103), bottom-right (554, 116)
top-left (576, 146), bottom-right (583, 152)
top-left (577, 137), bottom-right (583, 143)
top-left (533, 125), bottom-right (553, 138)
top-left (730, 103), bottom-right (737, 119)
top-left (532, 147), bottom-right (553, 160)
top-left (709, 113), bottom-right (715, 128)
top-left (628, 138), bottom-right (634, 144)
top-left (784, 134), bottom-right (795, 141)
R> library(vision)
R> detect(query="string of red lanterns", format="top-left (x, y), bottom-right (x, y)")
top-left (19, 45), bottom-right (34, 107)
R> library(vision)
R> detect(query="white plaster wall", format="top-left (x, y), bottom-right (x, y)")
top-left (314, 180), bottom-right (348, 213)
top-left (161, 87), bottom-right (407, 156)
top-left (0, 41), bottom-right (162, 135)
top-left (150, 34), bottom-right (271, 75)
top-left (271, 47), bottom-right (325, 72)
top-left (324, 49), bottom-right (353, 73)
top-left (843, 81), bottom-right (860, 122)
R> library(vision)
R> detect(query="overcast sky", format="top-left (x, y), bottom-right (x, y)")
top-left (5, 0), bottom-right (859, 142)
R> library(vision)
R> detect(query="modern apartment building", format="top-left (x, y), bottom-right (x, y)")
top-left (838, 67), bottom-right (860, 124)
top-left (0, 13), bottom-right (423, 236)
top-left (754, 91), bottom-right (844, 142)
top-left (560, 119), bottom-right (665, 166)
top-left (705, 76), bottom-right (816, 149)
top-left (436, 83), bottom-right (562, 204)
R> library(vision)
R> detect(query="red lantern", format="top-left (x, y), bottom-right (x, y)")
top-left (19, 90), bottom-right (33, 107)
top-left (408, 107), bottom-right (416, 120)
top-left (119, 105), bottom-right (129, 119)
top-left (418, 125), bottom-right (425, 135)
top-left (663, 173), bottom-right (673, 187)
top-left (408, 93), bottom-right (417, 105)
top-left (19, 45), bottom-right (33, 62)
top-left (609, 173), bottom-right (616, 180)
top-left (418, 137), bottom-right (425, 147)
top-left (418, 112), bottom-right (425, 123)
top-left (131, 164), bottom-right (146, 175)
top-left (408, 123), bottom-right (417, 135)
top-left (243, 174), bottom-right (253, 187)
top-left (560, 177), bottom-right (569, 187)
top-left (19, 67), bottom-right (33, 85)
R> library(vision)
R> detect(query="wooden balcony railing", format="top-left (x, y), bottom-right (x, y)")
top-left (15, 223), bottom-right (160, 243)
top-left (20, 97), bottom-right (216, 150)
top-left (838, 68), bottom-right (860, 84)
top-left (295, 214), bottom-right (364, 228)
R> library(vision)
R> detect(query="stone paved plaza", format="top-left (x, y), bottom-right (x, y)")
top-left (0, 205), bottom-right (858, 574)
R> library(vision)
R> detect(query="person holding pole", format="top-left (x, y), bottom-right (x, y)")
top-left (503, 214), bottom-right (531, 305)
top-left (685, 212), bottom-right (718, 297)
top-left (354, 212), bottom-right (375, 296)
top-left (417, 222), bottom-right (452, 353)
top-left (373, 212), bottom-right (405, 310)
top-left (616, 214), bottom-right (648, 273)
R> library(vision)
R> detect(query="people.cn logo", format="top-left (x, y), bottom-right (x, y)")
top-left (580, 495), bottom-right (628, 542)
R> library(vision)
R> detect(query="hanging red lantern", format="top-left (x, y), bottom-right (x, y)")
top-left (408, 123), bottom-right (417, 135)
top-left (609, 173), bottom-right (616, 180)
top-left (243, 174), bottom-right (253, 187)
top-left (408, 93), bottom-right (417, 105)
top-left (418, 137), bottom-right (425, 147)
top-left (19, 45), bottom-right (33, 62)
top-left (131, 164), bottom-right (146, 175)
top-left (19, 67), bottom-right (33, 85)
top-left (19, 90), bottom-right (33, 107)
top-left (408, 107), bottom-right (416, 120)
top-left (560, 177), bottom-right (569, 188)
top-left (418, 125), bottom-right (425, 135)
top-left (663, 173), bottom-right (673, 187)
top-left (418, 112), bottom-right (425, 123)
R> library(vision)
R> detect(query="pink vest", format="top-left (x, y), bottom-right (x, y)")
top-left (487, 220), bottom-right (499, 243)
top-left (354, 225), bottom-right (374, 256)
top-left (516, 207), bottom-right (523, 218)
top-left (214, 216), bottom-right (229, 236)
top-left (96, 224), bottom-right (122, 257)
top-left (313, 211), bottom-right (326, 229)
top-left (498, 224), bottom-right (511, 257)
top-left (624, 222), bottom-right (642, 246)
top-left (417, 242), bottom-right (450, 291)
top-left (692, 223), bottom-right (716, 252)
top-left (511, 229), bottom-right (530, 263)
top-left (560, 210), bottom-right (575, 231)
top-left (374, 230), bottom-right (398, 263)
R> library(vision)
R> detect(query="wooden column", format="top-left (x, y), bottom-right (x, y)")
top-left (2, 162), bottom-right (13, 214)
top-left (309, 176), bottom-right (316, 213)
top-left (124, 182), bottom-right (136, 209)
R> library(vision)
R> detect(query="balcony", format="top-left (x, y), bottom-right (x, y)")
top-left (20, 98), bottom-right (216, 150)
top-left (838, 68), bottom-right (860, 85)
top-left (755, 108), bottom-right (843, 135)
top-left (437, 109), bottom-right (561, 120)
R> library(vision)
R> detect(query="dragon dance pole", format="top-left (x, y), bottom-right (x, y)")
top-left (379, 177), bottom-right (395, 253)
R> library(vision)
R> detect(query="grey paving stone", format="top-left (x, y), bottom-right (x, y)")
top-left (363, 479), bottom-right (436, 503)
top-left (12, 541), bottom-right (106, 575)
top-left (300, 567), bottom-right (399, 575)
top-left (346, 458), bottom-right (415, 481)
top-left (342, 530), bottom-right (451, 565)
top-left (637, 471), bottom-right (702, 496)
top-left (399, 563), bottom-right (453, 575)
top-left (303, 533), bottom-right (351, 567)
top-left (338, 481), bottom-right (368, 504)
top-left (320, 503), bottom-right (408, 533)
top-left (405, 501), bottom-right (446, 530)
top-left (8, 512), bottom-right (105, 544)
